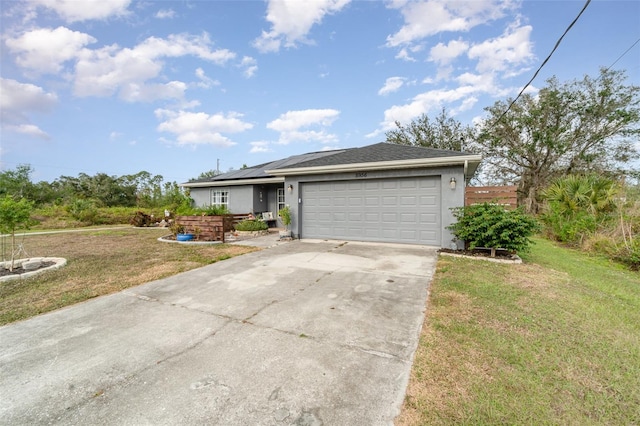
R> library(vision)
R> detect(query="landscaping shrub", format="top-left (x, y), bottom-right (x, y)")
top-left (448, 203), bottom-right (540, 254)
top-left (234, 219), bottom-right (268, 232)
top-left (540, 204), bottom-right (600, 245)
top-left (195, 204), bottom-right (230, 216)
top-left (66, 199), bottom-right (99, 224)
top-left (540, 174), bottom-right (618, 245)
top-left (612, 239), bottom-right (640, 270)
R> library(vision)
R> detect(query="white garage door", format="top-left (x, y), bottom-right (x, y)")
top-left (301, 177), bottom-right (441, 245)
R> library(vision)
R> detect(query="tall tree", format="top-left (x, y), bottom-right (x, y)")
top-left (0, 164), bottom-right (34, 199)
top-left (385, 108), bottom-right (475, 152)
top-left (474, 68), bottom-right (640, 213)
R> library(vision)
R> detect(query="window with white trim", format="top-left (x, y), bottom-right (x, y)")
top-left (277, 188), bottom-right (285, 212)
top-left (210, 190), bottom-right (229, 206)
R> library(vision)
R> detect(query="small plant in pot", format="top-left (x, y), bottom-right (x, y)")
top-left (170, 223), bottom-right (194, 241)
top-left (278, 205), bottom-right (292, 239)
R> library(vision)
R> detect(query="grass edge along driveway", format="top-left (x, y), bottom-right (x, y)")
top-left (397, 237), bottom-right (640, 425)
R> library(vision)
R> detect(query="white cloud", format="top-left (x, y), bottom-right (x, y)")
top-left (267, 108), bottom-right (340, 144)
top-left (27, 0), bottom-right (131, 22)
top-left (253, 0), bottom-right (351, 53)
top-left (119, 81), bottom-right (188, 103)
top-left (239, 56), bottom-right (258, 78)
top-left (395, 48), bottom-right (416, 62)
top-left (155, 9), bottom-right (175, 19)
top-left (468, 23), bottom-right (534, 73)
top-left (194, 68), bottom-right (220, 89)
top-left (155, 109), bottom-right (253, 147)
top-left (429, 38), bottom-right (469, 66)
top-left (249, 141), bottom-right (272, 153)
top-left (133, 33), bottom-right (235, 64)
top-left (367, 85), bottom-right (479, 138)
top-left (5, 124), bottom-right (51, 139)
top-left (0, 78), bottom-right (57, 139)
top-left (267, 109), bottom-right (339, 132)
top-left (73, 33), bottom-right (235, 101)
top-left (378, 77), bottom-right (406, 96)
top-left (386, 0), bottom-right (516, 47)
top-left (5, 26), bottom-right (96, 74)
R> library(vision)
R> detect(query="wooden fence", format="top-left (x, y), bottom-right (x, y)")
top-left (175, 214), bottom-right (247, 242)
top-left (465, 186), bottom-right (518, 210)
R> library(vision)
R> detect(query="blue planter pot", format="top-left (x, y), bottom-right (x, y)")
top-left (176, 233), bottom-right (194, 241)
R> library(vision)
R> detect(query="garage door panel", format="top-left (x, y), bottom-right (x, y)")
top-left (382, 196), bottom-right (397, 205)
top-left (301, 177), bottom-right (441, 245)
top-left (333, 212), bottom-right (347, 221)
top-left (365, 197), bottom-right (380, 206)
top-left (400, 180), bottom-right (418, 189)
top-left (420, 213), bottom-right (437, 223)
top-left (381, 212), bottom-right (397, 223)
top-left (400, 196), bottom-right (417, 205)
top-left (364, 181), bottom-right (380, 190)
top-left (400, 213), bottom-right (417, 223)
top-left (420, 195), bottom-right (437, 205)
top-left (420, 230), bottom-right (437, 240)
top-left (348, 197), bottom-right (363, 206)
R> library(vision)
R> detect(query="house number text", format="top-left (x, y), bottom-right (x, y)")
top-left (355, 172), bottom-right (368, 178)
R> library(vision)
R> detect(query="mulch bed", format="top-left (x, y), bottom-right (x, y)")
top-left (0, 261), bottom-right (56, 277)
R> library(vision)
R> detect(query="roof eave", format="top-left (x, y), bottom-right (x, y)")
top-left (181, 176), bottom-right (285, 188)
top-left (267, 155), bottom-right (482, 177)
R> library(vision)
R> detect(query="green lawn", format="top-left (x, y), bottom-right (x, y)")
top-left (397, 237), bottom-right (640, 425)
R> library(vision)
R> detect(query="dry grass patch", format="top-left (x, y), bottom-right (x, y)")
top-left (0, 228), bottom-right (257, 325)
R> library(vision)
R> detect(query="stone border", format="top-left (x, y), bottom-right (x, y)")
top-left (439, 251), bottom-right (522, 264)
top-left (0, 257), bottom-right (67, 282)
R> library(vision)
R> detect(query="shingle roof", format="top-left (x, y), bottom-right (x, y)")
top-left (186, 149), bottom-right (343, 184)
top-left (272, 142), bottom-right (469, 170)
top-left (184, 142), bottom-right (476, 185)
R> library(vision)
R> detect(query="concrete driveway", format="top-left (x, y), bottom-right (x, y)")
top-left (0, 238), bottom-right (437, 425)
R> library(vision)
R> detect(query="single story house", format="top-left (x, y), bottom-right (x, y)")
top-left (182, 142), bottom-right (481, 248)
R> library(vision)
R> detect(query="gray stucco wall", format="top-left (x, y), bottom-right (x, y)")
top-left (188, 187), bottom-right (211, 208)
top-left (283, 166), bottom-right (465, 248)
top-left (187, 184), bottom-right (284, 215)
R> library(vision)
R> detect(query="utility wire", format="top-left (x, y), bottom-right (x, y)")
top-left (603, 37), bottom-right (640, 73)
top-left (489, 0), bottom-right (592, 129)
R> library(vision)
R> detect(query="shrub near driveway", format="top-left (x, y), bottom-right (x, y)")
top-left (397, 238), bottom-right (640, 425)
top-left (0, 228), bottom-right (257, 325)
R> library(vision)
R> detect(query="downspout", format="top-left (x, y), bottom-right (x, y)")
top-left (464, 160), bottom-right (468, 184)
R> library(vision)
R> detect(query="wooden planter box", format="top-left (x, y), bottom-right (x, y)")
top-left (175, 215), bottom-right (236, 242)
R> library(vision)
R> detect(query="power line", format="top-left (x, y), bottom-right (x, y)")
top-left (603, 37), bottom-right (640, 73)
top-left (489, 0), bottom-right (592, 129)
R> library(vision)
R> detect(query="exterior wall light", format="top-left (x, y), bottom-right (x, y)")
top-left (287, 184), bottom-right (294, 193)
top-left (449, 177), bottom-right (457, 189)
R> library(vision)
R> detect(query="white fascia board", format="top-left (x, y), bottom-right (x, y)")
top-left (266, 155), bottom-right (482, 177)
top-left (181, 177), bottom-right (284, 188)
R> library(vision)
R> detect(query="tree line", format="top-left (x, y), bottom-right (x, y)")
top-left (0, 165), bottom-right (187, 209)
top-left (386, 68), bottom-right (640, 213)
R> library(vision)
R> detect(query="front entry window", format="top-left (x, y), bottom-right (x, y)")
top-left (277, 187), bottom-right (285, 212)
top-left (211, 190), bottom-right (229, 206)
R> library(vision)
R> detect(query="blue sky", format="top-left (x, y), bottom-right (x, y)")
top-left (1, 0), bottom-right (639, 184)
